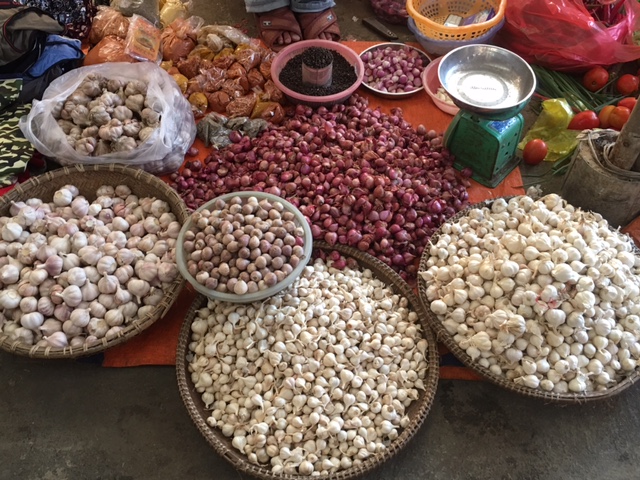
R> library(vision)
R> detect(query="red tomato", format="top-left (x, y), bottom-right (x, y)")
top-left (523, 139), bottom-right (548, 165)
top-left (616, 74), bottom-right (640, 95)
top-left (617, 97), bottom-right (637, 110)
top-left (568, 110), bottom-right (600, 130)
top-left (609, 106), bottom-right (631, 130)
top-left (583, 66), bottom-right (609, 92)
top-left (599, 105), bottom-right (616, 128)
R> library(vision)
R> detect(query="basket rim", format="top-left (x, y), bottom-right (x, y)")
top-left (175, 191), bottom-right (313, 304)
top-left (176, 241), bottom-right (440, 480)
top-left (0, 163), bottom-right (188, 359)
top-left (407, 0), bottom-right (506, 35)
top-left (417, 195), bottom-right (640, 404)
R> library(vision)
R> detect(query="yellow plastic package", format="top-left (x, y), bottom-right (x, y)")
top-left (160, 0), bottom-right (192, 27)
top-left (518, 98), bottom-right (580, 162)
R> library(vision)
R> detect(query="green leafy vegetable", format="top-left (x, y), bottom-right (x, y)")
top-left (532, 65), bottom-right (624, 113)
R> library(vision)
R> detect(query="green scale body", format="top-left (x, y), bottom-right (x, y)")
top-left (445, 110), bottom-right (525, 188)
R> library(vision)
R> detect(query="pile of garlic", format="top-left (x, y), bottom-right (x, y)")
top-left (420, 194), bottom-right (640, 394)
top-left (187, 257), bottom-right (429, 475)
top-left (0, 184), bottom-right (181, 349)
top-left (55, 74), bottom-right (159, 156)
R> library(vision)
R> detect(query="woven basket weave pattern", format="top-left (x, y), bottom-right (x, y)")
top-left (0, 164), bottom-right (188, 359)
top-left (176, 242), bottom-right (440, 479)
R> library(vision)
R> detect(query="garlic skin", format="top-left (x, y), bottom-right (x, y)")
top-left (0, 264), bottom-right (20, 284)
top-left (53, 188), bottom-right (74, 207)
top-left (70, 308), bottom-right (91, 328)
top-left (39, 318), bottom-right (62, 336)
top-left (0, 184), bottom-right (180, 348)
top-left (20, 312), bottom-right (44, 330)
top-left (188, 257), bottom-right (428, 474)
top-left (45, 331), bottom-right (68, 347)
top-left (421, 193), bottom-right (640, 394)
top-left (87, 318), bottom-right (109, 338)
top-left (2, 222), bottom-right (23, 242)
top-left (0, 290), bottom-right (21, 310)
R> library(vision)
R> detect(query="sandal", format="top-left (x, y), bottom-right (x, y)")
top-left (255, 7), bottom-right (302, 52)
top-left (296, 8), bottom-right (341, 41)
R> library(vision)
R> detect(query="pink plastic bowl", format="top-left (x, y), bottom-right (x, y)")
top-left (422, 56), bottom-right (460, 116)
top-left (271, 40), bottom-right (365, 108)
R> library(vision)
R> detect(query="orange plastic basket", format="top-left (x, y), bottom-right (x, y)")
top-left (406, 0), bottom-right (506, 40)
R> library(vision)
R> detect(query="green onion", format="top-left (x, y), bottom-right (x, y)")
top-left (531, 65), bottom-right (624, 113)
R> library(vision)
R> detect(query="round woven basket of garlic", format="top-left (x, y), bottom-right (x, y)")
top-left (419, 194), bottom-right (640, 403)
top-left (177, 242), bottom-right (440, 478)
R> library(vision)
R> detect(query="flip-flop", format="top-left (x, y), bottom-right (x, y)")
top-left (296, 8), bottom-right (341, 41)
top-left (255, 7), bottom-right (302, 52)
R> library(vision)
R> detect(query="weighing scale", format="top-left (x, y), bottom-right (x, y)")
top-left (438, 45), bottom-right (537, 188)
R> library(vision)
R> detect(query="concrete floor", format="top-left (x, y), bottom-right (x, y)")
top-left (0, 2), bottom-right (638, 480)
top-left (2, 353), bottom-right (640, 480)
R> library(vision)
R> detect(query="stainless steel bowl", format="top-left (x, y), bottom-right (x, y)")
top-left (360, 43), bottom-right (431, 99)
top-left (438, 44), bottom-right (536, 120)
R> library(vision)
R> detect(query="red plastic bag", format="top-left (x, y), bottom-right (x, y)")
top-left (497, 0), bottom-right (640, 72)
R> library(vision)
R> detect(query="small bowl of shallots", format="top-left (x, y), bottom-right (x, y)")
top-left (359, 43), bottom-right (430, 99)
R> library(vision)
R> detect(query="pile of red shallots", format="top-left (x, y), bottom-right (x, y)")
top-left (170, 94), bottom-right (470, 279)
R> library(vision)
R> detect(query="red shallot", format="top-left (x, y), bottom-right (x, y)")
top-left (361, 46), bottom-right (426, 94)
top-left (170, 94), bottom-right (470, 279)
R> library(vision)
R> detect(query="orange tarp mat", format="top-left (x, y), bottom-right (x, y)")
top-left (102, 41), bottom-right (526, 376)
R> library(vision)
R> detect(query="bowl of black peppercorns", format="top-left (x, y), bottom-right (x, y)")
top-left (271, 39), bottom-right (364, 107)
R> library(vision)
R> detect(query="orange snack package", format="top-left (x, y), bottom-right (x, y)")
top-left (124, 15), bottom-right (162, 62)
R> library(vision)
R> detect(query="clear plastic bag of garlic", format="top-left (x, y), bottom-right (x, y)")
top-left (0, 184), bottom-right (181, 349)
top-left (420, 194), bottom-right (640, 394)
top-left (187, 256), bottom-right (429, 475)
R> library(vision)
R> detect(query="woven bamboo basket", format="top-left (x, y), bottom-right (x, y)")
top-left (0, 164), bottom-right (188, 359)
top-left (176, 242), bottom-right (440, 479)
top-left (418, 196), bottom-right (640, 403)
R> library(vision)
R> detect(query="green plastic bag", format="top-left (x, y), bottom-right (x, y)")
top-left (519, 98), bottom-right (579, 162)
